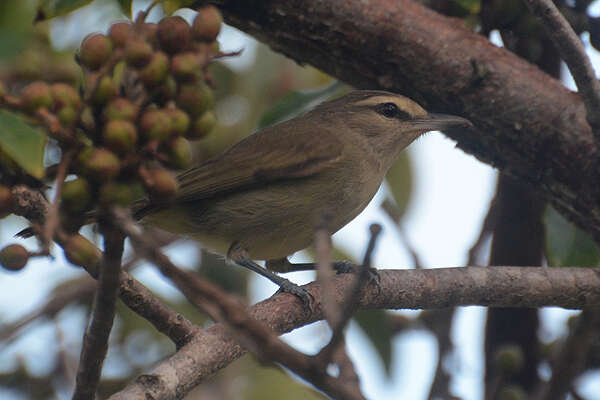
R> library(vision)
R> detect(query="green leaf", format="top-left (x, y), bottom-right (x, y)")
top-left (116, 0), bottom-right (133, 17)
top-left (161, 0), bottom-right (196, 14)
top-left (354, 310), bottom-right (394, 376)
top-left (0, 110), bottom-right (46, 179)
top-left (36, 0), bottom-right (94, 20)
top-left (258, 81), bottom-right (346, 129)
top-left (384, 151), bottom-right (413, 221)
top-left (545, 206), bottom-right (600, 267)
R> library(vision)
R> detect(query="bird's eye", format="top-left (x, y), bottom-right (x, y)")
top-left (376, 102), bottom-right (410, 119)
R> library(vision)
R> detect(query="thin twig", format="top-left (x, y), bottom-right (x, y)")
top-left (381, 199), bottom-right (423, 268)
top-left (522, 0), bottom-right (600, 134)
top-left (111, 208), bottom-right (367, 400)
top-left (314, 213), bottom-right (337, 327)
top-left (72, 223), bottom-right (125, 400)
top-left (42, 149), bottom-right (75, 255)
top-left (316, 224), bottom-right (382, 365)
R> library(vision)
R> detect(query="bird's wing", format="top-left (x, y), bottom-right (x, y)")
top-left (175, 118), bottom-right (344, 203)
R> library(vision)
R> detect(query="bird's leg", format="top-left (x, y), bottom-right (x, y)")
top-left (227, 243), bottom-right (314, 308)
top-left (266, 258), bottom-right (380, 288)
top-left (266, 258), bottom-right (358, 274)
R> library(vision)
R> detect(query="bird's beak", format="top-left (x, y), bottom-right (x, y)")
top-left (411, 113), bottom-right (473, 132)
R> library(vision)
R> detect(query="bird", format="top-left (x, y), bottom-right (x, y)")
top-left (135, 90), bottom-right (472, 304)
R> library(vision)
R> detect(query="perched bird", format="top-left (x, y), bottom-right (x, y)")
top-left (135, 90), bottom-right (471, 303)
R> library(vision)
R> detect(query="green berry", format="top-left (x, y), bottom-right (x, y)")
top-left (140, 109), bottom-right (172, 141)
top-left (58, 106), bottom-right (78, 126)
top-left (166, 108), bottom-right (190, 136)
top-left (176, 83), bottom-right (214, 117)
top-left (64, 235), bottom-right (102, 268)
top-left (103, 97), bottom-right (139, 122)
top-left (124, 39), bottom-right (153, 68)
top-left (61, 177), bottom-right (93, 214)
top-left (91, 76), bottom-right (118, 105)
top-left (21, 81), bottom-right (53, 112)
top-left (82, 147), bottom-right (121, 181)
top-left (138, 51), bottom-right (169, 87)
top-left (99, 181), bottom-right (138, 206)
top-left (51, 83), bottom-right (81, 110)
top-left (80, 33), bottom-right (113, 70)
top-left (171, 52), bottom-right (203, 82)
top-left (103, 120), bottom-right (138, 153)
top-left (189, 110), bottom-right (217, 139)
top-left (165, 136), bottom-right (192, 169)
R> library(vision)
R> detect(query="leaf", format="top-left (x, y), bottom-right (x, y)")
top-left (545, 206), bottom-right (600, 267)
top-left (0, 110), bottom-right (46, 179)
top-left (36, 0), bottom-right (94, 20)
top-left (116, 0), bottom-right (133, 17)
top-left (384, 151), bottom-right (413, 221)
top-left (354, 310), bottom-right (394, 376)
top-left (161, 0), bottom-right (196, 15)
top-left (258, 81), bottom-right (346, 129)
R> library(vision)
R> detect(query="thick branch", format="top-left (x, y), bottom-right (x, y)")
top-left (109, 266), bottom-right (600, 400)
top-left (522, 0), bottom-right (600, 133)
top-left (208, 0), bottom-right (600, 243)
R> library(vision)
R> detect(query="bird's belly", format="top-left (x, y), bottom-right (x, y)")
top-left (144, 176), bottom-right (380, 260)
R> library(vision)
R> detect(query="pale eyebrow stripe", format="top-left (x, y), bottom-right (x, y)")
top-left (353, 96), bottom-right (401, 107)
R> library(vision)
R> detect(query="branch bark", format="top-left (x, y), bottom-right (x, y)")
top-left (207, 0), bottom-right (600, 243)
top-left (109, 266), bottom-right (600, 400)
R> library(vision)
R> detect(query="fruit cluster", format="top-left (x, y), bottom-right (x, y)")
top-left (0, 5), bottom-right (224, 272)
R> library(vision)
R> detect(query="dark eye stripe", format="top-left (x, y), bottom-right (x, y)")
top-left (375, 102), bottom-right (411, 120)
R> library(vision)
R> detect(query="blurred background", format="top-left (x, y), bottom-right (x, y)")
top-left (1, 0), bottom-right (599, 399)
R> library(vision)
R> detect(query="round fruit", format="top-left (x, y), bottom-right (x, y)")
top-left (192, 5), bottom-right (223, 42)
top-left (124, 39), bottom-right (153, 68)
top-left (103, 97), bottom-right (139, 122)
top-left (189, 110), bottom-right (217, 139)
top-left (166, 136), bottom-right (192, 169)
top-left (0, 244), bottom-right (29, 271)
top-left (166, 108), bottom-right (190, 136)
top-left (91, 76), bottom-right (118, 105)
top-left (82, 147), bottom-right (121, 181)
top-left (103, 120), bottom-right (138, 153)
top-left (51, 83), bottom-right (81, 110)
top-left (108, 22), bottom-right (134, 48)
top-left (171, 52), bottom-right (203, 82)
top-left (21, 81), bottom-right (53, 112)
top-left (138, 52), bottom-right (169, 87)
top-left (61, 177), bottom-right (93, 214)
top-left (64, 235), bottom-right (102, 268)
top-left (57, 107), bottom-right (78, 126)
top-left (99, 181), bottom-right (138, 206)
top-left (140, 109), bottom-right (172, 141)
top-left (79, 33), bottom-right (113, 70)
top-left (176, 83), bottom-right (214, 117)
top-left (157, 16), bottom-right (191, 53)
top-left (146, 168), bottom-right (178, 200)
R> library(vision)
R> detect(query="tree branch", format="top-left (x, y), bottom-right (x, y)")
top-left (72, 225), bottom-right (124, 400)
top-left (207, 0), bottom-right (600, 244)
top-left (522, 0), bottom-right (600, 134)
top-left (109, 266), bottom-right (600, 400)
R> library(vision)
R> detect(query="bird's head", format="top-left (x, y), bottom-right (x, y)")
top-left (312, 90), bottom-right (472, 164)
